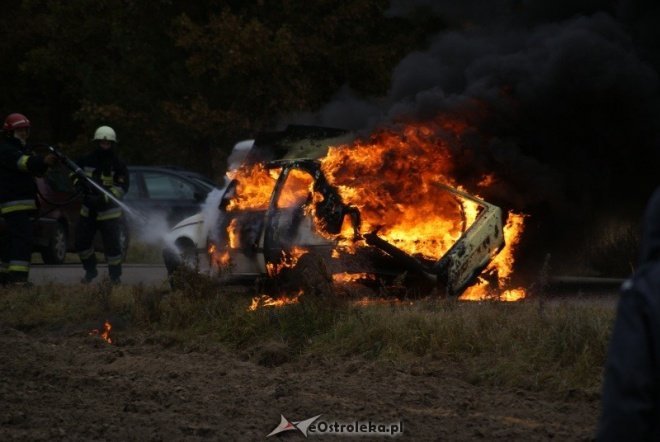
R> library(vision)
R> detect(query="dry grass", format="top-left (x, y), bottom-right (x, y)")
top-left (0, 276), bottom-right (616, 396)
top-left (311, 299), bottom-right (612, 394)
top-left (583, 217), bottom-right (640, 277)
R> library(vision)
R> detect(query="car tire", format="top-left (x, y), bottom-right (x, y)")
top-left (41, 222), bottom-right (67, 265)
top-left (163, 239), bottom-right (198, 290)
top-left (179, 241), bottom-right (199, 269)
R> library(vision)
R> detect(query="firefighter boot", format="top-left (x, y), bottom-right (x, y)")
top-left (7, 271), bottom-right (32, 288)
top-left (80, 255), bottom-right (98, 284)
top-left (109, 264), bottom-right (121, 285)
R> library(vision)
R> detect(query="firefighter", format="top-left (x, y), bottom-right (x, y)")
top-left (73, 125), bottom-right (129, 284)
top-left (0, 113), bottom-right (57, 285)
top-left (596, 187), bottom-right (660, 440)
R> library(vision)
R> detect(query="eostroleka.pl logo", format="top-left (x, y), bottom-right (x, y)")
top-left (267, 415), bottom-right (404, 438)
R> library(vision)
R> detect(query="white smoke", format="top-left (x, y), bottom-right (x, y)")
top-left (157, 139), bottom-right (256, 254)
top-left (204, 139), bottom-right (255, 243)
top-left (132, 212), bottom-right (173, 246)
top-left (227, 139), bottom-right (254, 171)
top-left (201, 185), bottom-right (227, 244)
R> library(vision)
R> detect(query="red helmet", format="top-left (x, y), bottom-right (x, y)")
top-left (3, 113), bottom-right (31, 131)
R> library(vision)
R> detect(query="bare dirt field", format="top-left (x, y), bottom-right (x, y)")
top-left (0, 324), bottom-right (600, 441)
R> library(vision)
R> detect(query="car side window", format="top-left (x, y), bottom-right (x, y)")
top-left (144, 172), bottom-right (196, 200)
top-left (124, 171), bottom-right (140, 201)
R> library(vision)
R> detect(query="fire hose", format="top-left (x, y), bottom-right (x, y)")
top-left (47, 146), bottom-right (148, 224)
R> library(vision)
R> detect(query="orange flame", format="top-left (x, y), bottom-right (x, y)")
top-left (278, 169), bottom-right (315, 208)
top-left (266, 246), bottom-right (309, 277)
top-left (320, 119), bottom-right (528, 301)
top-left (248, 291), bottom-right (304, 311)
top-left (89, 320), bottom-right (112, 344)
top-left (226, 164), bottom-right (279, 211)
top-left (320, 121), bottom-right (470, 259)
top-left (477, 173), bottom-right (496, 188)
top-left (223, 116), bottom-right (527, 301)
top-left (332, 273), bottom-right (376, 283)
top-left (459, 212), bottom-right (527, 301)
top-left (208, 242), bottom-right (231, 268)
top-left (227, 218), bottom-right (240, 248)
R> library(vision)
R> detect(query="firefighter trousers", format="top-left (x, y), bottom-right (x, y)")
top-left (75, 215), bottom-right (122, 281)
top-left (0, 210), bottom-right (33, 283)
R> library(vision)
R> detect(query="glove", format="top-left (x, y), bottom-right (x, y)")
top-left (72, 175), bottom-right (90, 194)
top-left (43, 153), bottom-right (59, 166)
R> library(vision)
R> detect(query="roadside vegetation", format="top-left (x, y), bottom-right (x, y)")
top-left (29, 241), bottom-right (167, 266)
top-left (123, 241), bottom-right (165, 265)
top-left (0, 271), bottom-right (614, 398)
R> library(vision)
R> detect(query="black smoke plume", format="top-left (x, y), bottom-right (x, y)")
top-left (291, 1), bottom-right (660, 274)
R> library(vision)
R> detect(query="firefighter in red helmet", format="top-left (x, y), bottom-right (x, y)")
top-left (0, 113), bottom-right (57, 285)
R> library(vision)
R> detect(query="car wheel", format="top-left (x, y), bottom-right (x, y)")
top-left (163, 239), bottom-right (198, 290)
top-left (41, 222), bottom-right (67, 264)
top-left (179, 241), bottom-right (199, 269)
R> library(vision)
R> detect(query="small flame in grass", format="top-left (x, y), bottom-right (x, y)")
top-left (499, 288), bottom-right (526, 302)
top-left (89, 320), bottom-right (113, 344)
top-left (248, 291), bottom-right (304, 311)
top-left (459, 279), bottom-right (527, 302)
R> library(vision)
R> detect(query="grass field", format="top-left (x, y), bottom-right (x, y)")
top-left (0, 270), bottom-right (615, 398)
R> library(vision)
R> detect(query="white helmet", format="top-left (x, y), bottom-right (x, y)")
top-left (93, 125), bottom-right (117, 143)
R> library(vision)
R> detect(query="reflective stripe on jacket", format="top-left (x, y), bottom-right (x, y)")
top-left (0, 199), bottom-right (37, 214)
top-left (0, 137), bottom-right (48, 206)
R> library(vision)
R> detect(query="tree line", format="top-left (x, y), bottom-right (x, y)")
top-left (0, 0), bottom-right (441, 180)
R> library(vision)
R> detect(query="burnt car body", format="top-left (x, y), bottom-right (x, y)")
top-left (162, 126), bottom-right (506, 296)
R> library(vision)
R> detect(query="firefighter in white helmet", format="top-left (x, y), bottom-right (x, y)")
top-left (93, 125), bottom-right (117, 142)
top-left (71, 125), bottom-right (129, 284)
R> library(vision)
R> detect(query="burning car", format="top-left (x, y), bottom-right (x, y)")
top-left (163, 125), bottom-right (525, 299)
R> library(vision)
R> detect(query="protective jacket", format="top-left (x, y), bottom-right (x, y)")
top-left (0, 137), bottom-right (49, 214)
top-left (73, 147), bottom-right (129, 220)
top-left (597, 187), bottom-right (660, 441)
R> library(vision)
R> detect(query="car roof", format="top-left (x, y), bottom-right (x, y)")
top-left (245, 125), bottom-right (355, 164)
top-left (128, 165), bottom-right (218, 188)
top-left (128, 165), bottom-right (212, 178)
